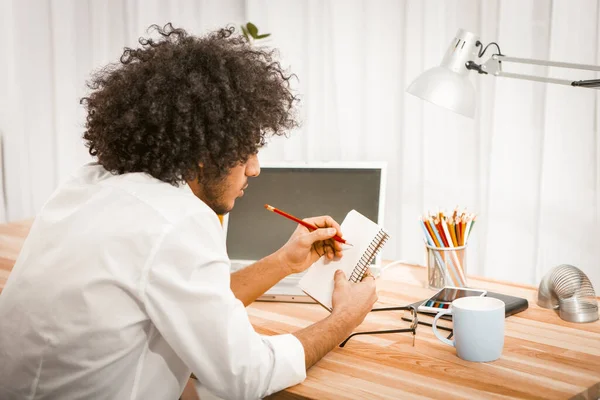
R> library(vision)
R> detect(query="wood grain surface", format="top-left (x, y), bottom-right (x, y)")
top-left (251, 266), bottom-right (600, 399)
top-left (1, 220), bottom-right (599, 399)
top-left (0, 219), bottom-right (32, 292)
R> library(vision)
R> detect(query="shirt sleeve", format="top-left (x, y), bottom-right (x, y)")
top-left (141, 211), bottom-right (306, 399)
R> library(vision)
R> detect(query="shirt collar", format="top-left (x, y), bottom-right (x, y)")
top-left (180, 182), bottom-right (195, 196)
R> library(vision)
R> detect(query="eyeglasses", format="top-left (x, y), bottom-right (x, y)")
top-left (339, 306), bottom-right (418, 348)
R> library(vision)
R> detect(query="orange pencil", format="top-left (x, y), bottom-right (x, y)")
top-left (424, 218), bottom-right (442, 247)
top-left (435, 217), bottom-right (450, 247)
top-left (446, 217), bottom-right (458, 247)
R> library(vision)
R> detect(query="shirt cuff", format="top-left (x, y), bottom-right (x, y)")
top-left (261, 333), bottom-right (307, 396)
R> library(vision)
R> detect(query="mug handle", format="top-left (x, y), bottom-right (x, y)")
top-left (432, 310), bottom-right (455, 347)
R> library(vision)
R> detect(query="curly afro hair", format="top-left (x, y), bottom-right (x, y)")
top-left (81, 23), bottom-right (298, 185)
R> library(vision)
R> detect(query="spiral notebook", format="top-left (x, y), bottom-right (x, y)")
top-left (298, 209), bottom-right (389, 311)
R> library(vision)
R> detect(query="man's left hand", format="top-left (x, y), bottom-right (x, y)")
top-left (276, 215), bottom-right (344, 275)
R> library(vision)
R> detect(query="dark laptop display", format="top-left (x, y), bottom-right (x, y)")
top-left (226, 166), bottom-right (384, 262)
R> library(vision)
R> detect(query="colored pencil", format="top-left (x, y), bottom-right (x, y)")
top-left (264, 204), bottom-right (351, 246)
top-left (446, 217), bottom-right (458, 247)
top-left (419, 208), bottom-right (477, 287)
top-left (419, 218), bottom-right (454, 284)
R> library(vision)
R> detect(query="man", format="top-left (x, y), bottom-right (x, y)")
top-left (0, 24), bottom-right (377, 399)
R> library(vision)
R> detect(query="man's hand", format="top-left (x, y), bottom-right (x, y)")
top-left (276, 215), bottom-right (344, 274)
top-left (330, 269), bottom-right (378, 327)
top-left (292, 269), bottom-right (378, 369)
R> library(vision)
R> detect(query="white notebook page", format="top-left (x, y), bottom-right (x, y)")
top-left (298, 209), bottom-right (387, 310)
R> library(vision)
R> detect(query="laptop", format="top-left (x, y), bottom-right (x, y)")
top-left (224, 162), bottom-right (386, 303)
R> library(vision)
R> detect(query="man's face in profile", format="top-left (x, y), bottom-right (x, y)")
top-left (196, 154), bottom-right (260, 215)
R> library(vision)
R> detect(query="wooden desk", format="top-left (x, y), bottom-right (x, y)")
top-left (2, 221), bottom-right (600, 399)
top-left (0, 219), bottom-right (32, 292)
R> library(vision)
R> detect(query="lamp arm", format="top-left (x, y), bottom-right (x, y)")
top-left (476, 54), bottom-right (600, 88)
top-left (495, 55), bottom-right (600, 71)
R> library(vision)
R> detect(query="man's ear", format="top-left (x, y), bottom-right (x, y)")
top-left (195, 163), bottom-right (204, 182)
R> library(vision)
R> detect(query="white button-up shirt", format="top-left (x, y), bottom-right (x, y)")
top-left (0, 163), bottom-right (306, 400)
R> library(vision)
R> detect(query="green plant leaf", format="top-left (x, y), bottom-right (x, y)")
top-left (256, 33), bottom-right (271, 39)
top-left (246, 22), bottom-right (258, 38)
top-left (241, 25), bottom-right (250, 40)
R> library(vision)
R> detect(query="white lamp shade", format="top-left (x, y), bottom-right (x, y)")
top-left (406, 29), bottom-right (480, 119)
top-left (406, 66), bottom-right (476, 118)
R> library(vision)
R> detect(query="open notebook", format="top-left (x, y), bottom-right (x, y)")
top-left (299, 210), bottom-right (389, 311)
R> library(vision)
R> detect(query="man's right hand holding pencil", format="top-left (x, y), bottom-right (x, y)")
top-left (276, 215), bottom-right (346, 275)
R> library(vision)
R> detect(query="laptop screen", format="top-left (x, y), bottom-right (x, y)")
top-left (225, 165), bottom-right (384, 262)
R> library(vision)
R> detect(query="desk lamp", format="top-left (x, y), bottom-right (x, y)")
top-left (407, 29), bottom-right (600, 118)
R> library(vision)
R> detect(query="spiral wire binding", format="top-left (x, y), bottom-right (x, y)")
top-left (537, 264), bottom-right (598, 323)
top-left (349, 230), bottom-right (390, 283)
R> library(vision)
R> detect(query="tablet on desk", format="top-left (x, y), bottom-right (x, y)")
top-left (418, 286), bottom-right (487, 314)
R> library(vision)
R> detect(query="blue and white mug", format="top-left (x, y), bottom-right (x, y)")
top-left (432, 296), bottom-right (505, 362)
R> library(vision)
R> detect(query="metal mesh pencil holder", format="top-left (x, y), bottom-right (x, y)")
top-left (537, 264), bottom-right (598, 323)
top-left (425, 244), bottom-right (468, 289)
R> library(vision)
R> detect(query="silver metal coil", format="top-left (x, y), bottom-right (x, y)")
top-left (537, 264), bottom-right (598, 323)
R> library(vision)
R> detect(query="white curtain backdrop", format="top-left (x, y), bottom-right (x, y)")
top-left (1, 0), bottom-right (598, 290)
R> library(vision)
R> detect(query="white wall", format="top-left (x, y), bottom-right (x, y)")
top-left (1, 0), bottom-right (599, 291)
